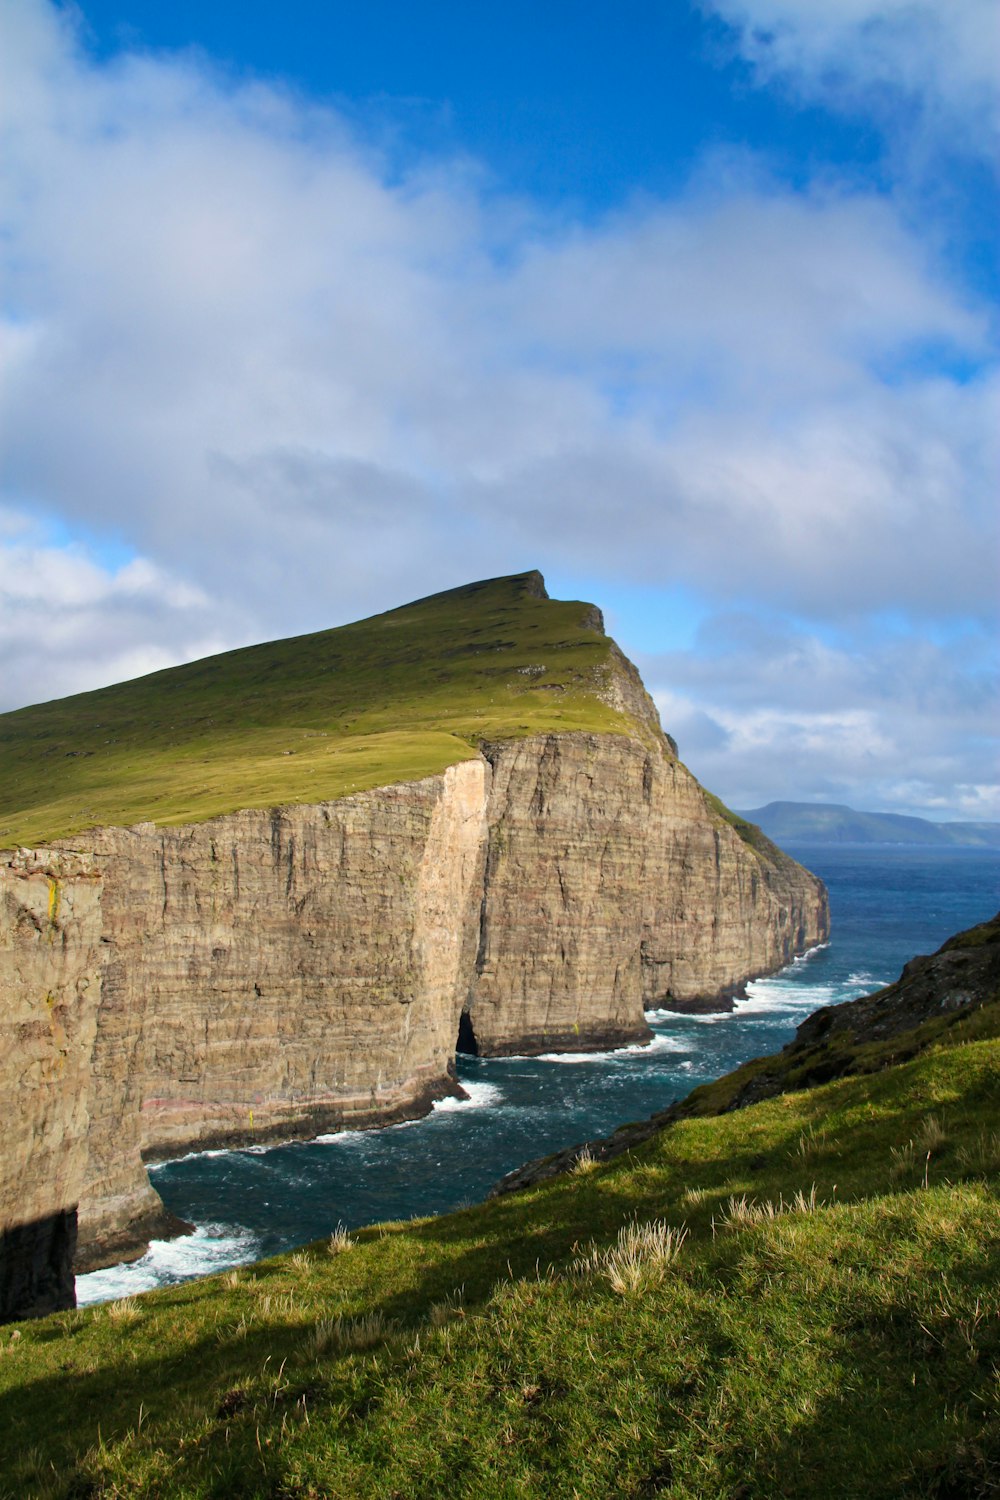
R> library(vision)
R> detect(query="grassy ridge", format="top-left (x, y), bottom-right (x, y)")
top-left (0, 573), bottom-right (631, 847)
top-left (738, 800), bottom-right (1000, 849)
top-left (2, 1011), bottom-right (998, 1497)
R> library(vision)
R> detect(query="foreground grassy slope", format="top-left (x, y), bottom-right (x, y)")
top-left (0, 572), bottom-right (635, 847)
top-left (3, 996), bottom-right (998, 1497)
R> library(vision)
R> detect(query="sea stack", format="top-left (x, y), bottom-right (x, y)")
top-left (0, 571), bottom-right (828, 1319)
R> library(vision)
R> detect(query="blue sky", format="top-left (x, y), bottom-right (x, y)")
top-left (1, 0), bottom-right (997, 818)
top-left (76, 2), bottom-right (882, 200)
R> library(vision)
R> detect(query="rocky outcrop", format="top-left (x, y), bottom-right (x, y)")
top-left (792, 914), bottom-right (1000, 1049)
top-left (490, 912), bottom-right (999, 1199)
top-left (1, 678), bottom-right (827, 1320)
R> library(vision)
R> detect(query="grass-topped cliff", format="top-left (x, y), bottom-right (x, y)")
top-left (0, 571), bottom-right (652, 848)
top-left (2, 919), bottom-right (998, 1497)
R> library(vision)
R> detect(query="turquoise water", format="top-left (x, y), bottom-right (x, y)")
top-left (77, 846), bottom-right (1000, 1303)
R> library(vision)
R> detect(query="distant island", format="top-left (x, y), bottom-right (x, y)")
top-left (737, 800), bottom-right (1000, 848)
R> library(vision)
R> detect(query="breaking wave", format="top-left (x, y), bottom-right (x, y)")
top-left (537, 1033), bottom-right (687, 1063)
top-left (432, 1081), bottom-right (504, 1112)
top-left (76, 1222), bottom-right (260, 1307)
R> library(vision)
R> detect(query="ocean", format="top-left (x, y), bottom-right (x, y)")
top-left (77, 845), bottom-right (1000, 1305)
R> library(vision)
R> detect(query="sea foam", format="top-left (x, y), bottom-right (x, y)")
top-left (432, 1080), bottom-right (504, 1112)
top-left (537, 1032), bottom-right (687, 1063)
top-left (75, 1222), bottom-right (261, 1307)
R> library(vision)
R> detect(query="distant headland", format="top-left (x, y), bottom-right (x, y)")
top-left (736, 800), bottom-right (1000, 848)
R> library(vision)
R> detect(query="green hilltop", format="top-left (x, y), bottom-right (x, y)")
top-left (0, 571), bottom-right (640, 848)
top-left (2, 917), bottom-right (998, 1497)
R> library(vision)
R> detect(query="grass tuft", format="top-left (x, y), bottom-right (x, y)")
top-left (792, 1124), bottom-right (828, 1162)
top-left (916, 1114), bottom-right (947, 1151)
top-left (571, 1218), bottom-right (688, 1293)
top-left (105, 1297), bottom-right (142, 1326)
top-left (427, 1288), bottom-right (466, 1328)
top-left (956, 1127), bottom-right (1000, 1176)
top-left (307, 1311), bottom-right (391, 1358)
top-left (326, 1225), bottom-right (354, 1255)
top-left (717, 1184), bottom-right (821, 1229)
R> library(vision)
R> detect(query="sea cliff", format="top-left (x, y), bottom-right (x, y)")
top-left (0, 573), bottom-right (827, 1320)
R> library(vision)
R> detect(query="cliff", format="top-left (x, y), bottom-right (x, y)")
top-left (0, 572), bottom-right (827, 1320)
top-left (491, 911), bottom-right (1000, 1197)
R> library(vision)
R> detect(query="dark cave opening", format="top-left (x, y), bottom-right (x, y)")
top-left (456, 1009), bottom-right (479, 1056)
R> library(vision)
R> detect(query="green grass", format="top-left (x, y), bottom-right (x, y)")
top-left (3, 1017), bottom-right (998, 1497)
top-left (669, 962), bottom-right (1000, 1120)
top-left (0, 572), bottom-right (642, 847)
top-left (701, 788), bottom-right (798, 865)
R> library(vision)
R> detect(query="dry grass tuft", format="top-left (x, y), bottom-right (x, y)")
top-left (253, 1291), bottom-right (297, 1317)
top-left (307, 1311), bottom-right (391, 1358)
top-left (327, 1225), bottom-right (354, 1255)
top-left (916, 1114), bottom-right (947, 1151)
top-left (571, 1219), bottom-right (688, 1294)
top-left (792, 1124), bottom-right (827, 1163)
top-left (956, 1128), bottom-right (1000, 1176)
top-left (717, 1184), bottom-right (821, 1230)
top-left (216, 1312), bottom-right (254, 1344)
top-left (889, 1140), bottom-right (918, 1179)
top-left (106, 1297), bottom-right (142, 1326)
top-left (571, 1145), bottom-right (599, 1174)
top-left (427, 1288), bottom-right (466, 1327)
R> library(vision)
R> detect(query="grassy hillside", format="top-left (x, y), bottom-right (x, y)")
top-left (3, 975), bottom-right (998, 1496)
top-left (0, 572), bottom-right (636, 847)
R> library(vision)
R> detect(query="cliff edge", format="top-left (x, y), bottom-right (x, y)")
top-left (0, 572), bottom-right (827, 1320)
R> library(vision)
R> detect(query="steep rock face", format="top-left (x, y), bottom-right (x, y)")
top-left (1, 723), bottom-right (827, 1317)
top-left (0, 850), bottom-right (104, 1317)
top-left (466, 734), bottom-right (827, 1054)
top-left (67, 759), bottom-right (489, 1270)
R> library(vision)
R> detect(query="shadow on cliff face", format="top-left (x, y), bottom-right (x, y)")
top-left (0, 1210), bottom-right (77, 1325)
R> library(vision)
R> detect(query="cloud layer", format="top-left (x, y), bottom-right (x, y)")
top-left (0, 0), bottom-right (996, 816)
top-left (641, 614), bottom-right (998, 819)
top-left (705, 0), bottom-right (1000, 153)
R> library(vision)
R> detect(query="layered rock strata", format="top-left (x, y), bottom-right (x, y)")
top-left (1, 723), bottom-right (827, 1320)
top-left (466, 733), bottom-right (826, 1054)
top-left (490, 912), bottom-right (1000, 1199)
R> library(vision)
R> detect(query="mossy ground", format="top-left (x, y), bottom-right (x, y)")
top-left (0, 573), bottom-right (631, 847)
top-left (3, 1015), bottom-right (998, 1498)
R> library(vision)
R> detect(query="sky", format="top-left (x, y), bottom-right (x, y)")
top-left (1, 0), bottom-right (997, 821)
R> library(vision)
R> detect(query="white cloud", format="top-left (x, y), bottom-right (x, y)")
top-left (0, 511), bottom-right (235, 709)
top-left (704, 0), bottom-right (1000, 152)
top-left (0, 0), bottom-right (996, 818)
top-left (642, 618), bottom-right (999, 820)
